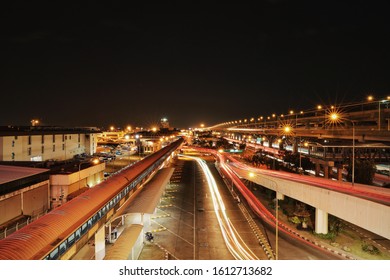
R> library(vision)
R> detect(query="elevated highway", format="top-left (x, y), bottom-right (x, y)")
top-left (188, 147), bottom-right (390, 241)
top-left (224, 153), bottom-right (390, 240)
top-left (209, 103), bottom-right (390, 182)
top-left (210, 101), bottom-right (390, 147)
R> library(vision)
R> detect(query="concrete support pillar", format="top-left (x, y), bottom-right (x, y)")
top-left (324, 165), bottom-right (329, 179)
top-left (95, 226), bottom-right (106, 260)
top-left (315, 162), bottom-right (321, 177)
top-left (337, 167), bottom-right (343, 181)
top-left (315, 208), bottom-right (328, 234)
top-left (328, 166), bottom-right (334, 179)
top-left (293, 138), bottom-right (298, 154)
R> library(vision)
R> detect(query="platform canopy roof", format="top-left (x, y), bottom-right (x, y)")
top-left (123, 167), bottom-right (175, 214)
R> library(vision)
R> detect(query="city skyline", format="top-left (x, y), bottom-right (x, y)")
top-left (1, 1), bottom-right (390, 129)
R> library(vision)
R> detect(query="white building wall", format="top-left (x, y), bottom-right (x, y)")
top-left (0, 132), bottom-right (98, 161)
top-left (50, 162), bottom-right (105, 208)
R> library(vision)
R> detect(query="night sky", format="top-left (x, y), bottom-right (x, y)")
top-left (1, 1), bottom-right (390, 129)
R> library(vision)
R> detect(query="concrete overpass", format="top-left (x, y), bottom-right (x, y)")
top-left (228, 160), bottom-right (390, 240)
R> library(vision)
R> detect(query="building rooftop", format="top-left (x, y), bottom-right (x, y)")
top-left (0, 165), bottom-right (49, 185)
top-left (0, 126), bottom-right (101, 136)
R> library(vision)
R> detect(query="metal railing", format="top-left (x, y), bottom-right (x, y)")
top-left (0, 208), bottom-right (48, 240)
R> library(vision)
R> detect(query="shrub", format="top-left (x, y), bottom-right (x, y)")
top-left (288, 216), bottom-right (301, 224)
top-left (361, 242), bottom-right (380, 255)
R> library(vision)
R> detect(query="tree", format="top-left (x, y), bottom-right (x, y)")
top-left (347, 159), bottom-right (376, 185)
top-left (283, 152), bottom-right (314, 171)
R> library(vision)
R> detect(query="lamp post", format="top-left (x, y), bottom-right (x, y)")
top-left (351, 121), bottom-right (355, 186)
top-left (135, 134), bottom-right (142, 159)
top-left (378, 97), bottom-right (390, 131)
top-left (275, 190), bottom-right (279, 260)
top-left (299, 141), bottom-right (308, 172)
top-left (378, 100), bottom-right (381, 131)
top-left (329, 113), bottom-right (355, 186)
top-left (299, 137), bottom-right (302, 170)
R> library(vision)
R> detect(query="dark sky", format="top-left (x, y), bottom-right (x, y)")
top-left (1, 1), bottom-right (390, 129)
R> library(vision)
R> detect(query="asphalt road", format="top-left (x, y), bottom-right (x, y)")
top-left (139, 155), bottom-right (271, 260)
top-left (138, 153), bottom-right (340, 260)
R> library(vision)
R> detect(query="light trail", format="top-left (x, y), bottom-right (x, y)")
top-left (190, 147), bottom-right (348, 258)
top-left (180, 154), bottom-right (259, 260)
top-left (190, 146), bottom-right (389, 259)
top-left (226, 154), bottom-right (390, 205)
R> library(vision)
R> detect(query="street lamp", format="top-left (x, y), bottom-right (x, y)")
top-left (275, 191), bottom-right (278, 260)
top-left (135, 134), bottom-right (142, 159)
top-left (378, 97), bottom-right (390, 131)
top-left (31, 119), bottom-right (39, 126)
top-left (329, 113), bottom-right (355, 185)
top-left (299, 141), bottom-right (309, 170)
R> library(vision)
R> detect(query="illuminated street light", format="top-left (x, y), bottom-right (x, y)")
top-left (329, 113), bottom-right (355, 185)
top-left (275, 188), bottom-right (279, 260)
top-left (31, 119), bottom-right (39, 126)
top-left (330, 113), bottom-right (338, 121)
top-left (298, 140), bottom-right (309, 171)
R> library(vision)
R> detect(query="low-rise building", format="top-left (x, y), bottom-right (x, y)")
top-left (0, 165), bottom-right (50, 235)
top-left (0, 125), bottom-right (100, 161)
top-left (0, 125), bottom-right (104, 235)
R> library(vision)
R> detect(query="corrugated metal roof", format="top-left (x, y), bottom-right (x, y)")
top-left (0, 165), bottom-right (49, 184)
top-left (123, 167), bottom-right (175, 214)
top-left (104, 224), bottom-right (143, 260)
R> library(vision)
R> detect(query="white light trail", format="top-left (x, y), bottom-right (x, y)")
top-left (181, 154), bottom-right (259, 260)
